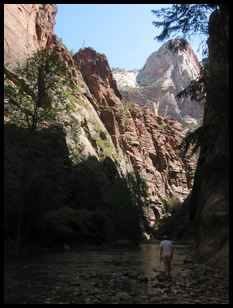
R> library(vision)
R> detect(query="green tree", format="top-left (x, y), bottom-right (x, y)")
top-left (152, 4), bottom-right (217, 56)
top-left (4, 49), bottom-right (72, 133)
top-left (104, 173), bottom-right (150, 242)
top-left (4, 124), bottom-right (72, 252)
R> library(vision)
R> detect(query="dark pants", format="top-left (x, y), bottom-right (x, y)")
top-left (161, 255), bottom-right (172, 275)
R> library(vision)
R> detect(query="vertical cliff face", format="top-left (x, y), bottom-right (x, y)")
top-left (74, 48), bottom-right (196, 222)
top-left (4, 4), bottom-right (196, 227)
top-left (189, 6), bottom-right (229, 270)
top-left (112, 40), bottom-right (203, 130)
top-left (4, 4), bottom-right (57, 68)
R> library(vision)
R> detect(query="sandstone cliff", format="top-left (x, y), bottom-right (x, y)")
top-left (189, 6), bottom-right (229, 271)
top-left (73, 48), bottom-right (196, 223)
top-left (4, 4), bottom-right (57, 68)
top-left (4, 4), bottom-right (196, 230)
top-left (112, 40), bottom-right (203, 130)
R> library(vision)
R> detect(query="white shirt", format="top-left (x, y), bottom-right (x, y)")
top-left (160, 240), bottom-right (173, 257)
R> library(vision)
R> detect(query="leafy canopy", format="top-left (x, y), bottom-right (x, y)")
top-left (152, 4), bottom-right (217, 48)
top-left (4, 49), bottom-right (73, 132)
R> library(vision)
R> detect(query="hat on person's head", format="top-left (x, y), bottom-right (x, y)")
top-left (162, 235), bottom-right (168, 239)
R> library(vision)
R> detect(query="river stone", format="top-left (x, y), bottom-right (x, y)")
top-left (138, 275), bottom-right (149, 282)
top-left (117, 291), bottom-right (131, 300)
top-left (73, 291), bottom-right (82, 296)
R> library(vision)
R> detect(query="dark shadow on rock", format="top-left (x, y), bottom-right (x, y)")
top-left (154, 195), bottom-right (194, 241)
top-left (4, 123), bottom-right (148, 252)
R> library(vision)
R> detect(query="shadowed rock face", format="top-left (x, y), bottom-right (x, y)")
top-left (188, 6), bottom-right (229, 271)
top-left (112, 40), bottom-right (203, 129)
top-left (4, 4), bottom-right (196, 224)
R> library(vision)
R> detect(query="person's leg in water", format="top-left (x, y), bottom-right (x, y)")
top-left (163, 259), bottom-right (168, 275)
top-left (163, 257), bottom-right (171, 277)
top-left (167, 259), bottom-right (171, 276)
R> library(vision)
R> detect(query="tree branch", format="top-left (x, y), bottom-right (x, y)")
top-left (4, 66), bottom-right (37, 101)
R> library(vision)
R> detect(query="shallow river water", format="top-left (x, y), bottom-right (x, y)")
top-left (4, 243), bottom-right (229, 304)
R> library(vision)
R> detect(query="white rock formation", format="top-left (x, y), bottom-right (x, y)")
top-left (112, 40), bottom-right (204, 128)
top-left (112, 68), bottom-right (139, 89)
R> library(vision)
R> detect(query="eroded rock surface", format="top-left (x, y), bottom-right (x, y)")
top-left (74, 47), bottom-right (196, 221)
top-left (113, 40), bottom-right (203, 129)
top-left (4, 4), bottom-right (56, 68)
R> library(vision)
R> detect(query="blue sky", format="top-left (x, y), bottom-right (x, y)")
top-left (54, 4), bottom-right (207, 70)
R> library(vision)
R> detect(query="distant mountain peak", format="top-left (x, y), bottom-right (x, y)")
top-left (112, 39), bottom-right (203, 129)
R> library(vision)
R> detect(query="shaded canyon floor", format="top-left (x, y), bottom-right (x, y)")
top-left (4, 243), bottom-right (229, 304)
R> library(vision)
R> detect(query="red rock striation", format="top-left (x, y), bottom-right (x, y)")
top-left (74, 48), bottom-right (197, 221)
top-left (4, 4), bottom-right (196, 224)
top-left (36, 4), bottom-right (57, 49)
top-left (4, 4), bottom-right (56, 68)
top-left (74, 48), bottom-right (122, 102)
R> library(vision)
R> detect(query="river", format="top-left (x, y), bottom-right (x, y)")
top-left (4, 242), bottom-right (229, 304)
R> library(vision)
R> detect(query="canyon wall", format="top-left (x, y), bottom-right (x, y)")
top-left (4, 4), bottom-right (56, 68)
top-left (189, 5), bottom-right (229, 271)
top-left (4, 4), bottom-right (196, 229)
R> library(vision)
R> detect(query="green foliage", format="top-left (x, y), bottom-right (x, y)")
top-left (125, 101), bottom-right (140, 114)
top-left (68, 159), bottom-right (106, 212)
top-left (66, 89), bottom-right (90, 111)
top-left (4, 125), bottom-right (72, 248)
top-left (90, 119), bottom-right (118, 160)
top-left (125, 101), bottom-right (135, 110)
top-left (115, 106), bottom-right (127, 117)
top-left (65, 90), bottom-right (77, 109)
top-left (104, 173), bottom-right (150, 242)
top-left (182, 121), bottom-right (199, 132)
top-left (57, 36), bottom-right (64, 45)
top-left (126, 174), bottom-right (149, 208)
top-left (4, 82), bottom-right (56, 131)
top-left (4, 49), bottom-right (73, 132)
top-left (162, 195), bottom-right (181, 216)
top-left (97, 137), bottom-right (117, 160)
top-left (176, 60), bottom-right (208, 105)
top-left (5, 123), bottom-right (150, 248)
top-left (69, 147), bottom-right (83, 163)
top-left (104, 178), bottom-right (136, 241)
top-left (153, 118), bottom-right (169, 130)
top-left (179, 124), bottom-right (217, 156)
top-left (43, 208), bottom-right (110, 244)
top-left (152, 4), bottom-right (217, 56)
top-left (99, 104), bottom-right (111, 112)
top-left (154, 200), bottom-right (193, 241)
top-left (158, 123), bottom-right (168, 130)
top-left (168, 38), bottom-right (189, 53)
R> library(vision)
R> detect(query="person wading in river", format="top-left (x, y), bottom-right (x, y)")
top-left (159, 235), bottom-right (174, 277)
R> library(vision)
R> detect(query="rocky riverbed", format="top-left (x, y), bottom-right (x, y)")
top-left (4, 243), bottom-right (229, 304)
